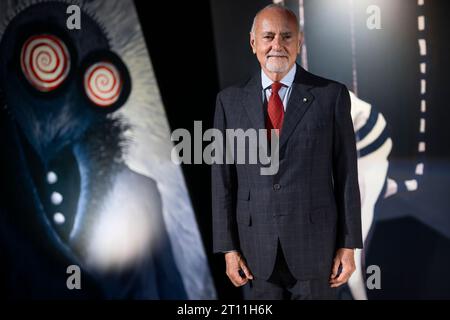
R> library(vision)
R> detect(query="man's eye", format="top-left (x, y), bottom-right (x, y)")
top-left (263, 36), bottom-right (273, 40)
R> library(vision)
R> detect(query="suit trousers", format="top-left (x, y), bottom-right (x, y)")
top-left (246, 240), bottom-right (337, 300)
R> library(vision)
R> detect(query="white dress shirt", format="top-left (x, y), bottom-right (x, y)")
top-left (261, 63), bottom-right (297, 111)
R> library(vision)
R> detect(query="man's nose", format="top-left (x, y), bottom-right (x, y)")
top-left (271, 35), bottom-right (283, 50)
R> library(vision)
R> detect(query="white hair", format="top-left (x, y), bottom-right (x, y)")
top-left (250, 3), bottom-right (301, 35)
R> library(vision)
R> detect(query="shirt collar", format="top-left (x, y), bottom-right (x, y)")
top-left (261, 63), bottom-right (297, 90)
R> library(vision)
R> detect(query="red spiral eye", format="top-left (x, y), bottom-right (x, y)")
top-left (84, 61), bottom-right (122, 107)
top-left (20, 34), bottom-right (70, 92)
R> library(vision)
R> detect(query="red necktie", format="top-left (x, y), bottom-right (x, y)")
top-left (266, 82), bottom-right (285, 137)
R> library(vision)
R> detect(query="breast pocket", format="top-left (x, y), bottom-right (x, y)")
top-left (296, 119), bottom-right (331, 148)
top-left (299, 120), bottom-right (330, 134)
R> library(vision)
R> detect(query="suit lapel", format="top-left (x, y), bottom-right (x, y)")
top-left (242, 73), bottom-right (265, 131)
top-left (279, 66), bottom-right (314, 150)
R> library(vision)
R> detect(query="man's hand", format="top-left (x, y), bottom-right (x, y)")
top-left (225, 251), bottom-right (253, 287)
top-left (329, 248), bottom-right (356, 288)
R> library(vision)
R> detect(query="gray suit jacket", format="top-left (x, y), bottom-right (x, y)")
top-left (212, 65), bottom-right (363, 280)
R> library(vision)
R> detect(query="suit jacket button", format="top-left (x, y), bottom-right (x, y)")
top-left (273, 183), bottom-right (281, 191)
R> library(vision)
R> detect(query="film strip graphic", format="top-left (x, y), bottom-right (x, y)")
top-left (388, 0), bottom-right (428, 193)
top-left (404, 0), bottom-right (428, 192)
top-left (293, 0), bottom-right (429, 194)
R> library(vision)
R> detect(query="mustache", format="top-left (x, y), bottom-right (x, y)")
top-left (266, 52), bottom-right (288, 58)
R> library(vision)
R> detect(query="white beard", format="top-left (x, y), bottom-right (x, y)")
top-left (265, 57), bottom-right (289, 73)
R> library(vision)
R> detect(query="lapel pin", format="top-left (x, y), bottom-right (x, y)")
top-left (302, 97), bottom-right (308, 103)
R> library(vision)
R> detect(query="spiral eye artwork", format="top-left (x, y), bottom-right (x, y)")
top-left (20, 34), bottom-right (70, 92)
top-left (84, 61), bottom-right (122, 107)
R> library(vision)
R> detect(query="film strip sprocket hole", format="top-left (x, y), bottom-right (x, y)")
top-left (20, 34), bottom-right (71, 92)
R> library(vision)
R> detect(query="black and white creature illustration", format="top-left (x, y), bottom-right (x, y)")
top-left (0, 0), bottom-right (215, 299)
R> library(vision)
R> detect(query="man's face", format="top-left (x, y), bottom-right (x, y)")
top-left (250, 8), bottom-right (302, 78)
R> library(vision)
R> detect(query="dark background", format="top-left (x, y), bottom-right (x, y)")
top-left (134, 0), bottom-right (230, 299)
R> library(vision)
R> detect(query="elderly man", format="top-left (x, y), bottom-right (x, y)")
top-left (212, 4), bottom-right (363, 299)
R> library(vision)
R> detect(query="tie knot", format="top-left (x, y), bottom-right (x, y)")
top-left (271, 82), bottom-right (283, 94)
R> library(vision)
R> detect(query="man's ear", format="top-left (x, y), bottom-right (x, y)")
top-left (298, 32), bottom-right (304, 54)
top-left (250, 33), bottom-right (256, 54)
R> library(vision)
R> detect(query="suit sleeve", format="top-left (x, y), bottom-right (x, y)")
top-left (332, 85), bottom-right (363, 249)
top-left (211, 93), bottom-right (239, 253)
